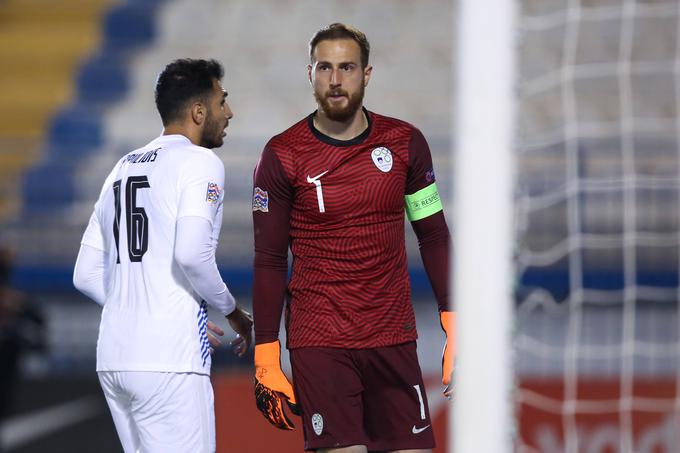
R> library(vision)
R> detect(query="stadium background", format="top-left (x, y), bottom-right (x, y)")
top-left (2, 0), bottom-right (679, 452)
top-left (0, 0), bottom-right (451, 451)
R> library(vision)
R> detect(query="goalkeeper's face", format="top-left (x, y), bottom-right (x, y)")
top-left (309, 38), bottom-right (372, 123)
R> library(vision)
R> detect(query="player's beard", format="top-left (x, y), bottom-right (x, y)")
top-left (315, 83), bottom-right (365, 123)
top-left (200, 108), bottom-right (225, 149)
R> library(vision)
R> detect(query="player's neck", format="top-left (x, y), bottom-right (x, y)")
top-left (313, 108), bottom-right (368, 141)
top-left (162, 125), bottom-right (200, 146)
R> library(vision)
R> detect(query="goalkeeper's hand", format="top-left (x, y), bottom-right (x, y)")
top-left (440, 311), bottom-right (456, 398)
top-left (254, 340), bottom-right (301, 430)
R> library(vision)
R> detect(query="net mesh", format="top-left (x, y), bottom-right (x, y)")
top-left (514, 1), bottom-right (680, 451)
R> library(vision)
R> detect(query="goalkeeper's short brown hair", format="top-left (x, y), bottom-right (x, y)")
top-left (309, 23), bottom-right (370, 69)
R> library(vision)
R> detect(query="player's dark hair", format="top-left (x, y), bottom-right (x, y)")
top-left (155, 58), bottom-right (224, 126)
top-left (309, 23), bottom-right (370, 68)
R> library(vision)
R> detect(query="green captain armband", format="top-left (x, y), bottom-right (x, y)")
top-left (404, 183), bottom-right (443, 221)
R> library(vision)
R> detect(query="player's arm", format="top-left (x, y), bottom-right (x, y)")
top-left (175, 154), bottom-right (252, 354)
top-left (73, 243), bottom-right (106, 306)
top-left (406, 128), bottom-right (456, 397)
top-left (175, 216), bottom-right (235, 315)
top-left (252, 143), bottom-right (300, 430)
top-left (174, 216), bottom-right (252, 356)
top-left (73, 209), bottom-right (107, 306)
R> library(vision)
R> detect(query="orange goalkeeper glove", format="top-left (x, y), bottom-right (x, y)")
top-left (254, 340), bottom-right (301, 430)
top-left (440, 311), bottom-right (457, 396)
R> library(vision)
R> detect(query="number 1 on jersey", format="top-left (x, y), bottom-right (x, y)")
top-left (306, 170), bottom-right (328, 213)
top-left (113, 176), bottom-right (150, 263)
top-left (312, 179), bottom-right (325, 213)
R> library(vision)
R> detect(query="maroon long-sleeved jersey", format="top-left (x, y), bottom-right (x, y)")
top-left (253, 109), bottom-right (449, 349)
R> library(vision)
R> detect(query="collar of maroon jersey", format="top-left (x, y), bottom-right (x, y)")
top-left (307, 107), bottom-right (373, 147)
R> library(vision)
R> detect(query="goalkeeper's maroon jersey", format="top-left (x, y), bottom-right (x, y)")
top-left (253, 109), bottom-right (447, 349)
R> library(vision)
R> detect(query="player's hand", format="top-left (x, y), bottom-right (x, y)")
top-left (207, 320), bottom-right (224, 355)
top-left (254, 340), bottom-right (301, 430)
top-left (440, 311), bottom-right (456, 399)
top-left (226, 306), bottom-right (253, 357)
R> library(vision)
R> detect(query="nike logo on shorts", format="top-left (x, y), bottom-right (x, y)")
top-left (306, 170), bottom-right (329, 184)
top-left (412, 424), bottom-right (431, 434)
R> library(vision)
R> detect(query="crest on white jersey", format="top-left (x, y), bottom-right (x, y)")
top-left (312, 413), bottom-right (324, 435)
top-left (371, 147), bottom-right (392, 172)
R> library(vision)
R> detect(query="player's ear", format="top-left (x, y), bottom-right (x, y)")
top-left (363, 64), bottom-right (372, 87)
top-left (307, 64), bottom-right (313, 86)
top-left (191, 102), bottom-right (205, 126)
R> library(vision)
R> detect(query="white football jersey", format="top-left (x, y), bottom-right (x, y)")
top-left (81, 135), bottom-right (225, 375)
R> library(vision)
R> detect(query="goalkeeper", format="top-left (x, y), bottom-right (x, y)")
top-left (251, 23), bottom-right (454, 453)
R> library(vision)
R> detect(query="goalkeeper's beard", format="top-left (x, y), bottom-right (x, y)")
top-left (314, 84), bottom-right (365, 123)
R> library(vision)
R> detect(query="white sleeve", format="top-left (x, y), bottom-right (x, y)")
top-left (80, 208), bottom-right (105, 252)
top-left (174, 215), bottom-right (236, 316)
top-left (177, 153), bottom-right (225, 225)
top-left (73, 244), bottom-right (107, 306)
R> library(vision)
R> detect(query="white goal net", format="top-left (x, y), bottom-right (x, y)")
top-left (513, 1), bottom-right (680, 452)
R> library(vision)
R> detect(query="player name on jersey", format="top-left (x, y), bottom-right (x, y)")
top-left (123, 148), bottom-right (160, 164)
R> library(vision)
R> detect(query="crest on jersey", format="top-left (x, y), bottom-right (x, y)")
top-left (371, 147), bottom-right (392, 172)
top-left (253, 187), bottom-right (269, 212)
top-left (312, 413), bottom-right (324, 435)
top-left (206, 182), bottom-right (221, 204)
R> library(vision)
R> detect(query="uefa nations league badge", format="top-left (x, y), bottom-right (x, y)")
top-left (371, 147), bottom-right (392, 172)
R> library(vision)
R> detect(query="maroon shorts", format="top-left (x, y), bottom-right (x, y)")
top-left (289, 341), bottom-right (435, 452)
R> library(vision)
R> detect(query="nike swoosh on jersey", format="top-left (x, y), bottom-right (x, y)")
top-left (306, 170), bottom-right (329, 183)
top-left (412, 424), bottom-right (431, 434)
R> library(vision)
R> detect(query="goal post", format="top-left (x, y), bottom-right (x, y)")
top-left (455, 1), bottom-right (680, 452)
top-left (452, 0), bottom-right (517, 451)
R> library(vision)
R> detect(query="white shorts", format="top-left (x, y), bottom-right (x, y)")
top-left (98, 371), bottom-right (215, 453)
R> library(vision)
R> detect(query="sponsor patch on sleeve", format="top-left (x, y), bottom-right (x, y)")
top-left (252, 187), bottom-right (269, 212)
top-left (206, 182), bottom-right (221, 204)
